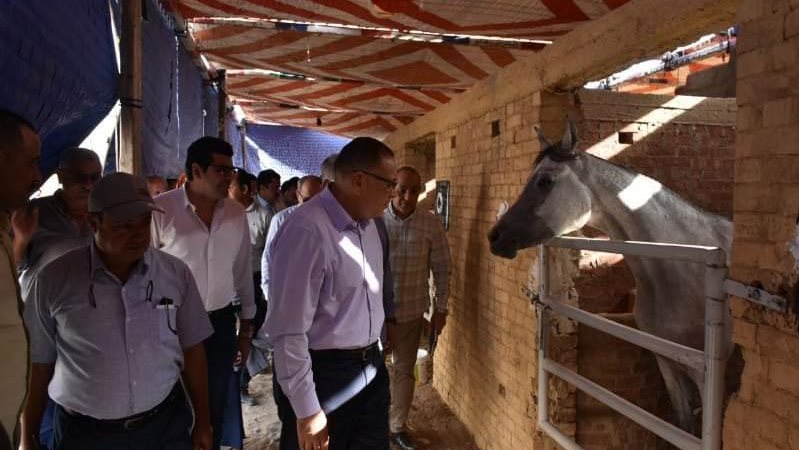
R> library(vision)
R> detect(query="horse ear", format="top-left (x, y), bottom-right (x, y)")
top-left (560, 119), bottom-right (579, 152)
top-left (535, 127), bottom-right (553, 148)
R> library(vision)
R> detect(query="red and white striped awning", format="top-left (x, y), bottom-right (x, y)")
top-left (168, 0), bottom-right (633, 138)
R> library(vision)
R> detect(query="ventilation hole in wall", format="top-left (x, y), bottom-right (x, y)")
top-left (618, 131), bottom-right (635, 144)
top-left (491, 120), bottom-right (500, 137)
top-left (498, 383), bottom-right (506, 398)
top-left (450, 136), bottom-right (456, 149)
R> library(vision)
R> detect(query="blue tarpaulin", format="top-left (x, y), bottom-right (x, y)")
top-left (0, 0), bottom-right (118, 177)
top-left (141, 0), bottom-right (208, 178)
top-left (242, 123), bottom-right (348, 178)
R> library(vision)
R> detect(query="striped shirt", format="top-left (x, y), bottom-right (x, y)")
top-left (383, 203), bottom-right (451, 323)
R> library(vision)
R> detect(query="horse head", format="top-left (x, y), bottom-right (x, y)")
top-left (488, 121), bottom-right (593, 258)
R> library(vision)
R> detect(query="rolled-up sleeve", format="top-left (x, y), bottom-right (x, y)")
top-left (234, 215), bottom-right (255, 319)
top-left (24, 278), bottom-right (57, 364)
top-left (265, 222), bottom-right (325, 419)
top-left (176, 264), bottom-right (214, 349)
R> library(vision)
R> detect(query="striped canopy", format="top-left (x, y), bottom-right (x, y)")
top-left (169, 0), bottom-right (633, 138)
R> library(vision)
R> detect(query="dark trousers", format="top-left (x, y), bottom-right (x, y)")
top-left (52, 385), bottom-right (192, 450)
top-left (205, 305), bottom-right (238, 449)
top-left (241, 272), bottom-right (268, 391)
top-left (273, 346), bottom-right (390, 450)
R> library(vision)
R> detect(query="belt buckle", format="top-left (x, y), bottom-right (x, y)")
top-left (122, 414), bottom-right (146, 430)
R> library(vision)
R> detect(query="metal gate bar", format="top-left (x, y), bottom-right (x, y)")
top-left (536, 237), bottom-right (727, 450)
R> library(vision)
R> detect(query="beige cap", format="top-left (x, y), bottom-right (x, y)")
top-left (88, 172), bottom-right (163, 219)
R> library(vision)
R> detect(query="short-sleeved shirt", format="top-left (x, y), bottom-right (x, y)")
top-left (24, 243), bottom-right (213, 420)
top-left (19, 191), bottom-right (92, 299)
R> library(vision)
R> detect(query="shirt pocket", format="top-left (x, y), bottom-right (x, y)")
top-left (149, 284), bottom-right (183, 344)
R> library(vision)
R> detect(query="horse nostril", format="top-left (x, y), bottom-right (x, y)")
top-left (488, 228), bottom-right (501, 243)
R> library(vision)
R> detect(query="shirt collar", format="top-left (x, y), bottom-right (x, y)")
top-left (387, 202), bottom-right (416, 222)
top-left (89, 241), bottom-right (150, 280)
top-left (319, 186), bottom-right (369, 232)
top-left (244, 201), bottom-right (257, 213)
top-left (181, 183), bottom-right (225, 213)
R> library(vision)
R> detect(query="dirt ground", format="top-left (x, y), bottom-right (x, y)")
top-left (240, 373), bottom-right (480, 450)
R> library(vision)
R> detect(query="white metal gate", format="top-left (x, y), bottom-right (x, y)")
top-left (533, 236), bottom-right (728, 450)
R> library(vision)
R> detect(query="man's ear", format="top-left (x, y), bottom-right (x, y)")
top-left (87, 214), bottom-right (101, 232)
top-left (191, 163), bottom-right (203, 180)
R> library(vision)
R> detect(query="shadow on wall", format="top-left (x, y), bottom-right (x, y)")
top-left (243, 123), bottom-right (349, 177)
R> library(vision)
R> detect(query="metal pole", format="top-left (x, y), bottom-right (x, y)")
top-left (536, 245), bottom-right (553, 442)
top-left (541, 300), bottom-right (705, 371)
top-left (549, 236), bottom-right (719, 263)
top-left (544, 359), bottom-right (701, 450)
top-left (702, 249), bottom-right (727, 450)
top-left (119, 0), bottom-right (143, 175)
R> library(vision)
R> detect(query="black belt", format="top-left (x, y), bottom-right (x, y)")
top-left (61, 383), bottom-right (183, 431)
top-left (310, 341), bottom-right (381, 361)
top-left (208, 302), bottom-right (237, 319)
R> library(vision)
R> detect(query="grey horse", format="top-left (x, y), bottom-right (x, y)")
top-left (487, 121), bottom-right (733, 433)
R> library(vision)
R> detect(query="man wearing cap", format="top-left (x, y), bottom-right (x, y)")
top-left (20, 173), bottom-right (214, 450)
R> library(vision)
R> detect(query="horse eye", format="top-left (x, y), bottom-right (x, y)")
top-left (537, 176), bottom-right (553, 190)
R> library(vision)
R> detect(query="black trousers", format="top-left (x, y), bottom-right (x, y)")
top-left (205, 305), bottom-right (238, 449)
top-left (52, 385), bottom-right (192, 450)
top-left (273, 346), bottom-right (390, 450)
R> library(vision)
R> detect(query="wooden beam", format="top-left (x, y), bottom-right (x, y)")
top-left (385, 0), bottom-right (737, 147)
top-left (217, 69), bottom-right (227, 140)
top-left (119, 0), bottom-right (143, 175)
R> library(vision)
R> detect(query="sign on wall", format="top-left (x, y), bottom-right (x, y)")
top-left (435, 180), bottom-right (450, 231)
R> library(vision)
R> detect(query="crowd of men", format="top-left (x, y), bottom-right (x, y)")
top-left (0, 108), bottom-right (452, 450)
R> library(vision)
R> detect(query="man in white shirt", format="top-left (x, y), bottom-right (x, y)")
top-left (151, 136), bottom-right (255, 449)
top-left (0, 109), bottom-right (42, 450)
top-left (228, 169), bottom-right (271, 405)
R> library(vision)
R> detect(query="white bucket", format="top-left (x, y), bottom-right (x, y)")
top-left (414, 348), bottom-right (431, 386)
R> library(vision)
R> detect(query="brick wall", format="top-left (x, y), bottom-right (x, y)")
top-left (389, 92), bottom-right (583, 450)
top-left (386, 86), bottom-right (738, 449)
top-left (723, 1), bottom-right (799, 449)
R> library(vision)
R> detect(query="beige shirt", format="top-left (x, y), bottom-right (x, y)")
top-left (0, 213), bottom-right (27, 442)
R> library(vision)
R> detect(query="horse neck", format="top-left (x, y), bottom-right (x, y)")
top-left (575, 154), bottom-right (731, 248)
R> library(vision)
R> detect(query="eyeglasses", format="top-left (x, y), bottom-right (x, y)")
top-left (208, 164), bottom-right (237, 176)
top-left (357, 170), bottom-right (397, 190)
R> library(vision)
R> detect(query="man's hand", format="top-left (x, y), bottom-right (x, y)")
top-left (432, 310), bottom-right (448, 336)
top-left (234, 333), bottom-right (252, 368)
top-left (19, 433), bottom-right (42, 450)
top-left (11, 206), bottom-right (38, 264)
top-left (234, 320), bottom-right (253, 368)
top-left (191, 421), bottom-right (213, 450)
top-left (297, 410), bottom-right (329, 450)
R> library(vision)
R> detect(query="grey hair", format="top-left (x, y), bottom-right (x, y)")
top-left (58, 147), bottom-right (100, 171)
